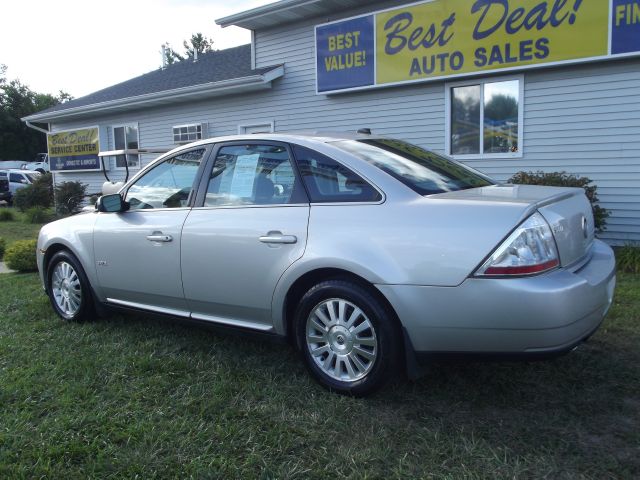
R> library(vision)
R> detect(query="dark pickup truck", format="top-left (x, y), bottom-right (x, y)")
top-left (0, 175), bottom-right (11, 204)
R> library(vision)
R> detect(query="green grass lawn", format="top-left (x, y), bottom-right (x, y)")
top-left (0, 207), bottom-right (47, 245)
top-left (0, 271), bottom-right (638, 479)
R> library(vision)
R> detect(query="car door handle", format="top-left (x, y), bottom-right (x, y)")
top-left (146, 234), bottom-right (173, 243)
top-left (259, 233), bottom-right (298, 244)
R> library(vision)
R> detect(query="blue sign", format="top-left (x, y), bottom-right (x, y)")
top-left (316, 16), bottom-right (375, 92)
top-left (51, 155), bottom-right (101, 172)
top-left (612, 0), bottom-right (640, 54)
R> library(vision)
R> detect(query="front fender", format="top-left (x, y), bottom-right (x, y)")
top-left (37, 213), bottom-right (100, 298)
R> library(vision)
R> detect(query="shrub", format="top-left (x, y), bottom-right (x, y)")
top-left (508, 171), bottom-right (609, 232)
top-left (4, 239), bottom-right (38, 272)
top-left (0, 209), bottom-right (15, 221)
top-left (14, 173), bottom-right (53, 212)
top-left (0, 237), bottom-right (5, 260)
top-left (24, 206), bottom-right (51, 224)
top-left (55, 181), bottom-right (88, 215)
top-left (616, 244), bottom-right (640, 274)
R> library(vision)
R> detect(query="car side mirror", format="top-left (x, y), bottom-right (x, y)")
top-left (97, 194), bottom-right (128, 213)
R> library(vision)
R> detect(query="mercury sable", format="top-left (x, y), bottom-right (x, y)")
top-left (37, 133), bottom-right (616, 395)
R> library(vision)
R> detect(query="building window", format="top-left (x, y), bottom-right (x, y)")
top-left (173, 123), bottom-right (206, 144)
top-left (446, 76), bottom-right (523, 158)
top-left (238, 122), bottom-right (275, 134)
top-left (113, 124), bottom-right (140, 169)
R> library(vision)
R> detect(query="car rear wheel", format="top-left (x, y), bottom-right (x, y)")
top-left (295, 280), bottom-right (401, 396)
top-left (47, 250), bottom-right (94, 322)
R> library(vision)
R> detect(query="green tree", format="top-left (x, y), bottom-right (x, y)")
top-left (162, 33), bottom-right (215, 66)
top-left (162, 43), bottom-right (182, 66)
top-left (0, 66), bottom-right (72, 160)
top-left (183, 33), bottom-right (214, 59)
top-left (484, 94), bottom-right (518, 122)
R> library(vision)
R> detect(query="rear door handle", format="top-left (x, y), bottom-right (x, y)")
top-left (146, 233), bottom-right (173, 243)
top-left (259, 233), bottom-right (298, 244)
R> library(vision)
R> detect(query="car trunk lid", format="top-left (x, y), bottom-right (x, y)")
top-left (430, 184), bottom-right (595, 267)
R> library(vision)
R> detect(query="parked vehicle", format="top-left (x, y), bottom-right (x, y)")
top-left (0, 169), bottom-right (41, 196)
top-left (23, 153), bottom-right (50, 173)
top-left (0, 160), bottom-right (27, 170)
top-left (36, 133), bottom-right (616, 395)
top-left (0, 175), bottom-right (11, 204)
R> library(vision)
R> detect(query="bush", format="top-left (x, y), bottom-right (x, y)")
top-left (0, 237), bottom-right (5, 260)
top-left (4, 239), bottom-right (38, 272)
top-left (616, 244), bottom-right (640, 274)
top-left (24, 206), bottom-right (51, 224)
top-left (508, 171), bottom-right (609, 232)
top-left (0, 209), bottom-right (15, 221)
top-left (14, 173), bottom-right (53, 212)
top-left (55, 181), bottom-right (88, 215)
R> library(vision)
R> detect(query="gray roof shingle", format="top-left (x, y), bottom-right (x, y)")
top-left (36, 44), bottom-right (275, 116)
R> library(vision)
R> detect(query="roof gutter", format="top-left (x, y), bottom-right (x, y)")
top-left (25, 119), bottom-right (50, 135)
top-left (216, 0), bottom-right (321, 27)
top-left (23, 65), bottom-right (284, 123)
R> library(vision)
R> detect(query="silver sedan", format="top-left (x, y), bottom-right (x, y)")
top-left (37, 133), bottom-right (616, 395)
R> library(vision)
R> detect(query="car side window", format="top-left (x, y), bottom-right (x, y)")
top-left (293, 145), bottom-right (381, 203)
top-left (10, 173), bottom-right (26, 183)
top-left (125, 149), bottom-right (206, 210)
top-left (204, 144), bottom-right (305, 207)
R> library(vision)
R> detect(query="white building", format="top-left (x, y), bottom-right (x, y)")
top-left (24, 0), bottom-right (640, 244)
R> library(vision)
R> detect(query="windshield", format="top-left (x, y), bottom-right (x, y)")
top-left (335, 139), bottom-right (494, 196)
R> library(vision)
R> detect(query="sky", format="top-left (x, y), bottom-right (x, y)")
top-left (0, 0), bottom-right (275, 98)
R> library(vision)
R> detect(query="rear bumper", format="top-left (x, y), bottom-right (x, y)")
top-left (377, 239), bottom-right (616, 355)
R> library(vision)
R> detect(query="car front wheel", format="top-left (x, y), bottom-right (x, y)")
top-left (295, 280), bottom-right (401, 396)
top-left (47, 250), bottom-right (94, 322)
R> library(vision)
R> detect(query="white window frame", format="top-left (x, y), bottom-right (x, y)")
top-left (237, 121), bottom-right (275, 134)
top-left (112, 123), bottom-right (140, 170)
top-left (173, 123), bottom-right (207, 144)
top-left (445, 74), bottom-right (524, 160)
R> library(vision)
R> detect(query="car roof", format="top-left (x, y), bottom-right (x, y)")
top-left (0, 169), bottom-right (39, 174)
top-left (158, 131), bottom-right (388, 160)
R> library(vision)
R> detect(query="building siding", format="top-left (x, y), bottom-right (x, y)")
top-left (52, 1), bottom-right (640, 244)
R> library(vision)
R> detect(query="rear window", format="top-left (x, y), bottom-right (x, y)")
top-left (335, 139), bottom-right (493, 196)
top-left (293, 145), bottom-right (381, 203)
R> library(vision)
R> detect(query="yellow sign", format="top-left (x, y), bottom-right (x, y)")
top-left (376, 0), bottom-right (609, 84)
top-left (47, 127), bottom-right (101, 171)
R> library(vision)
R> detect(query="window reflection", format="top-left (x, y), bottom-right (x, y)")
top-left (451, 85), bottom-right (480, 155)
top-left (484, 80), bottom-right (519, 154)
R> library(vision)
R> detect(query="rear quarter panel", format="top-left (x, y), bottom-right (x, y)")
top-left (271, 198), bottom-right (531, 333)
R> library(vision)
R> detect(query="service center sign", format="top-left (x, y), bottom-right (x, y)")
top-left (316, 0), bottom-right (640, 93)
top-left (47, 127), bottom-right (101, 172)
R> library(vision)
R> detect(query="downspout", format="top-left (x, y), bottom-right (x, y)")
top-left (25, 119), bottom-right (50, 135)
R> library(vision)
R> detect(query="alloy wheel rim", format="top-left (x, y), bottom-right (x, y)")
top-left (306, 298), bottom-right (378, 383)
top-left (51, 261), bottom-right (82, 317)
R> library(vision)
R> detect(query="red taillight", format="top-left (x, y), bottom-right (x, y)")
top-left (483, 259), bottom-right (559, 276)
top-left (475, 213), bottom-right (560, 278)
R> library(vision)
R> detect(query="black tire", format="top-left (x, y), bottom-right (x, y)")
top-left (46, 250), bottom-right (95, 322)
top-left (294, 280), bottom-right (401, 396)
